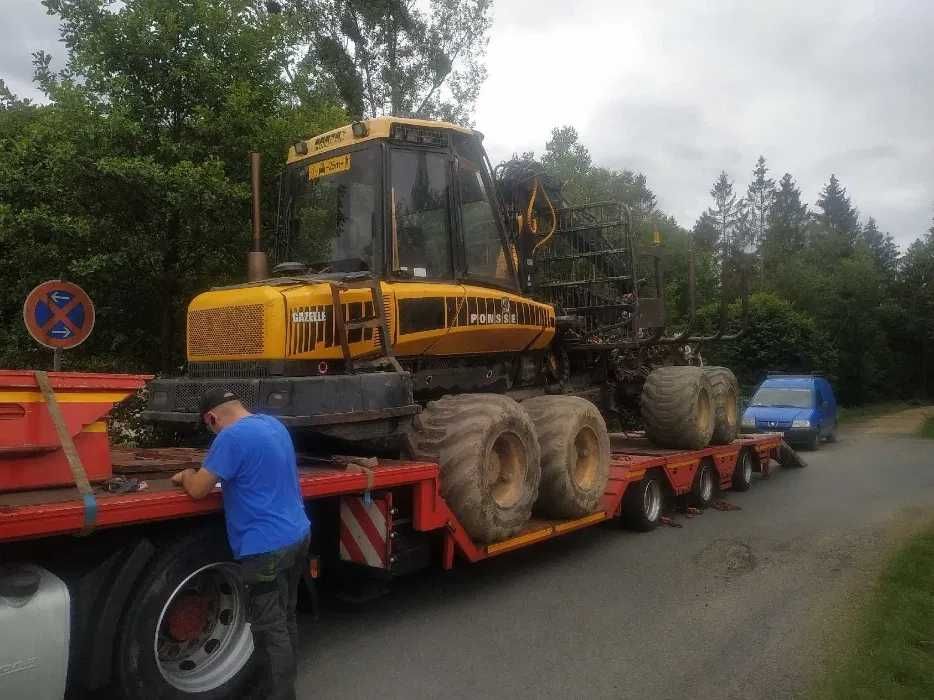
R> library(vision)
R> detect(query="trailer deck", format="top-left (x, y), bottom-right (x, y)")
top-left (0, 434), bottom-right (783, 565)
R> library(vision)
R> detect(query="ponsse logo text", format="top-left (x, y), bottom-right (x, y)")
top-left (469, 312), bottom-right (518, 325)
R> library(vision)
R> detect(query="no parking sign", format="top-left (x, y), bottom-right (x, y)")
top-left (22, 280), bottom-right (96, 350)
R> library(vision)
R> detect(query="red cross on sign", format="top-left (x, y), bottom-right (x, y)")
top-left (22, 280), bottom-right (96, 350)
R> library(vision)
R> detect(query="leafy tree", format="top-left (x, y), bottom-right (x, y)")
top-left (0, 0), bottom-right (344, 371)
top-left (539, 125), bottom-right (593, 203)
top-left (294, 0), bottom-right (492, 124)
top-left (697, 292), bottom-right (838, 391)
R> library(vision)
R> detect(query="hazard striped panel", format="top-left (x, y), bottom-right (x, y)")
top-left (339, 495), bottom-right (391, 569)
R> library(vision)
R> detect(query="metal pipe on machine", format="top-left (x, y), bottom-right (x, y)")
top-left (248, 151), bottom-right (269, 281)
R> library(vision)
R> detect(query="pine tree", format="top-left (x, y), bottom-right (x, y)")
top-left (815, 174), bottom-right (860, 240)
top-left (859, 217), bottom-right (899, 277)
top-left (705, 171), bottom-right (746, 260)
top-left (767, 173), bottom-right (808, 256)
top-left (745, 156), bottom-right (775, 252)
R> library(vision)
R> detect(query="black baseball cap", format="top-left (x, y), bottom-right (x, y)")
top-left (199, 387), bottom-right (240, 417)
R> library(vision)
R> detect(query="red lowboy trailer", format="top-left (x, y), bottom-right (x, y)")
top-left (0, 372), bottom-right (784, 700)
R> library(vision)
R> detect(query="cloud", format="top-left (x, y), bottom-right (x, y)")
top-left (2, 0), bottom-right (931, 243)
top-left (475, 0), bottom-right (934, 246)
top-left (0, 0), bottom-right (61, 99)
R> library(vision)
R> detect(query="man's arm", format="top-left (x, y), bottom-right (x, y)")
top-left (171, 467), bottom-right (219, 500)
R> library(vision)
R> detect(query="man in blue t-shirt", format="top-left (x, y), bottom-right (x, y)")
top-left (172, 388), bottom-right (310, 700)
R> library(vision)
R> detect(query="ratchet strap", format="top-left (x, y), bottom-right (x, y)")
top-left (34, 370), bottom-right (98, 534)
top-left (332, 455), bottom-right (377, 504)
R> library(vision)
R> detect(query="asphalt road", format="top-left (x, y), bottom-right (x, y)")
top-left (295, 415), bottom-right (934, 699)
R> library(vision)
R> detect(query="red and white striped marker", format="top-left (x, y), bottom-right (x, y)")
top-left (339, 495), bottom-right (390, 568)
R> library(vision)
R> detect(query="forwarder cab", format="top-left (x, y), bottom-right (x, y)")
top-left (741, 374), bottom-right (838, 449)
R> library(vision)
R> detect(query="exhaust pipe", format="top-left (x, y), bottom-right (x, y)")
top-left (247, 151), bottom-right (269, 281)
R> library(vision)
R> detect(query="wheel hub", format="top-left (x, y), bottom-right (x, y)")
top-left (155, 562), bottom-right (254, 694)
top-left (573, 426), bottom-right (600, 490)
top-left (489, 432), bottom-right (525, 508)
top-left (166, 593), bottom-right (212, 642)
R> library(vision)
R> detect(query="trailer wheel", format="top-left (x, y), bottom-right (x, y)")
top-left (404, 394), bottom-right (541, 543)
top-left (640, 366), bottom-right (714, 449)
top-left (115, 524), bottom-right (255, 700)
top-left (622, 473), bottom-right (664, 531)
top-left (522, 395), bottom-right (610, 518)
top-left (731, 449), bottom-right (754, 491)
top-left (691, 459), bottom-right (717, 508)
top-left (702, 367), bottom-right (739, 444)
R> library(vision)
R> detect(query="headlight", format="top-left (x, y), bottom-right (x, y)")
top-left (792, 419), bottom-right (810, 428)
top-left (741, 416), bottom-right (755, 428)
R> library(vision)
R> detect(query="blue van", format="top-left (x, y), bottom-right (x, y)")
top-left (741, 374), bottom-right (838, 449)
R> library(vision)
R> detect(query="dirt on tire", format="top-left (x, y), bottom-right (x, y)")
top-left (403, 393), bottom-right (541, 543)
top-left (522, 395), bottom-right (610, 518)
top-left (640, 366), bottom-right (715, 450)
top-left (703, 366), bottom-right (740, 444)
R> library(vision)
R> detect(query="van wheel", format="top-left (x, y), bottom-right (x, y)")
top-left (826, 423), bottom-right (838, 442)
top-left (691, 460), bottom-right (717, 508)
top-left (115, 525), bottom-right (255, 700)
top-left (622, 473), bottom-right (663, 531)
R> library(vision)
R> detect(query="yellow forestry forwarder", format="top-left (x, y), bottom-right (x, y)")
top-left (144, 117), bottom-right (744, 543)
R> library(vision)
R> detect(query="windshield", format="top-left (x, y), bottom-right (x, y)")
top-left (282, 145), bottom-right (379, 273)
top-left (750, 387), bottom-right (814, 408)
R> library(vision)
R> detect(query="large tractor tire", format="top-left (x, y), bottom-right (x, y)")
top-left (522, 395), bottom-right (611, 518)
top-left (404, 394), bottom-right (541, 543)
top-left (640, 366), bottom-right (715, 450)
top-left (703, 366), bottom-right (740, 444)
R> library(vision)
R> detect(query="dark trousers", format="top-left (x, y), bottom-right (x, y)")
top-left (240, 532), bottom-right (311, 700)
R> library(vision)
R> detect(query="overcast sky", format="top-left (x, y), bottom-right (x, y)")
top-left (3, 0), bottom-right (932, 246)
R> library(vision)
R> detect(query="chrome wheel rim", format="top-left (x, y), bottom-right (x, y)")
top-left (643, 479), bottom-right (661, 522)
top-left (155, 562), bottom-right (253, 693)
top-left (700, 467), bottom-right (714, 501)
top-left (742, 453), bottom-right (752, 483)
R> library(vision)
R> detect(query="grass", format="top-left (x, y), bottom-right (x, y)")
top-left (815, 524), bottom-right (934, 699)
top-left (837, 401), bottom-right (916, 424)
top-left (917, 416), bottom-right (934, 439)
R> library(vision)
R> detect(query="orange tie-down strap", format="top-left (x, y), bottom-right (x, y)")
top-left (326, 455), bottom-right (377, 502)
top-left (33, 370), bottom-right (98, 534)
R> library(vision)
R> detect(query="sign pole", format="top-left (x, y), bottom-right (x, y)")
top-left (53, 347), bottom-right (62, 372)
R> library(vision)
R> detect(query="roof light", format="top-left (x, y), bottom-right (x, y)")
top-left (351, 121), bottom-right (369, 138)
top-left (294, 141), bottom-right (308, 156)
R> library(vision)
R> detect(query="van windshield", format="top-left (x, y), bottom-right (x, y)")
top-left (750, 388), bottom-right (813, 408)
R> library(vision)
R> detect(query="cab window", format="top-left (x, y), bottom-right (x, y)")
top-left (455, 138), bottom-right (515, 287)
top-left (389, 149), bottom-right (452, 279)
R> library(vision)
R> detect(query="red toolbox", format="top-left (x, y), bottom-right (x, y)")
top-left (0, 371), bottom-right (151, 491)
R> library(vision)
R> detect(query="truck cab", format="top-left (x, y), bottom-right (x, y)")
top-left (741, 374), bottom-right (838, 449)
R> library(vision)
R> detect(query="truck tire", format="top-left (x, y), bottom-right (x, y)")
top-left (522, 395), bottom-right (610, 518)
top-left (640, 366), bottom-right (715, 449)
top-left (691, 459), bottom-right (717, 507)
top-left (703, 366), bottom-right (739, 444)
top-left (115, 524), bottom-right (255, 700)
top-left (622, 472), bottom-right (664, 531)
top-left (404, 394), bottom-right (541, 543)
top-left (731, 449), bottom-right (754, 491)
